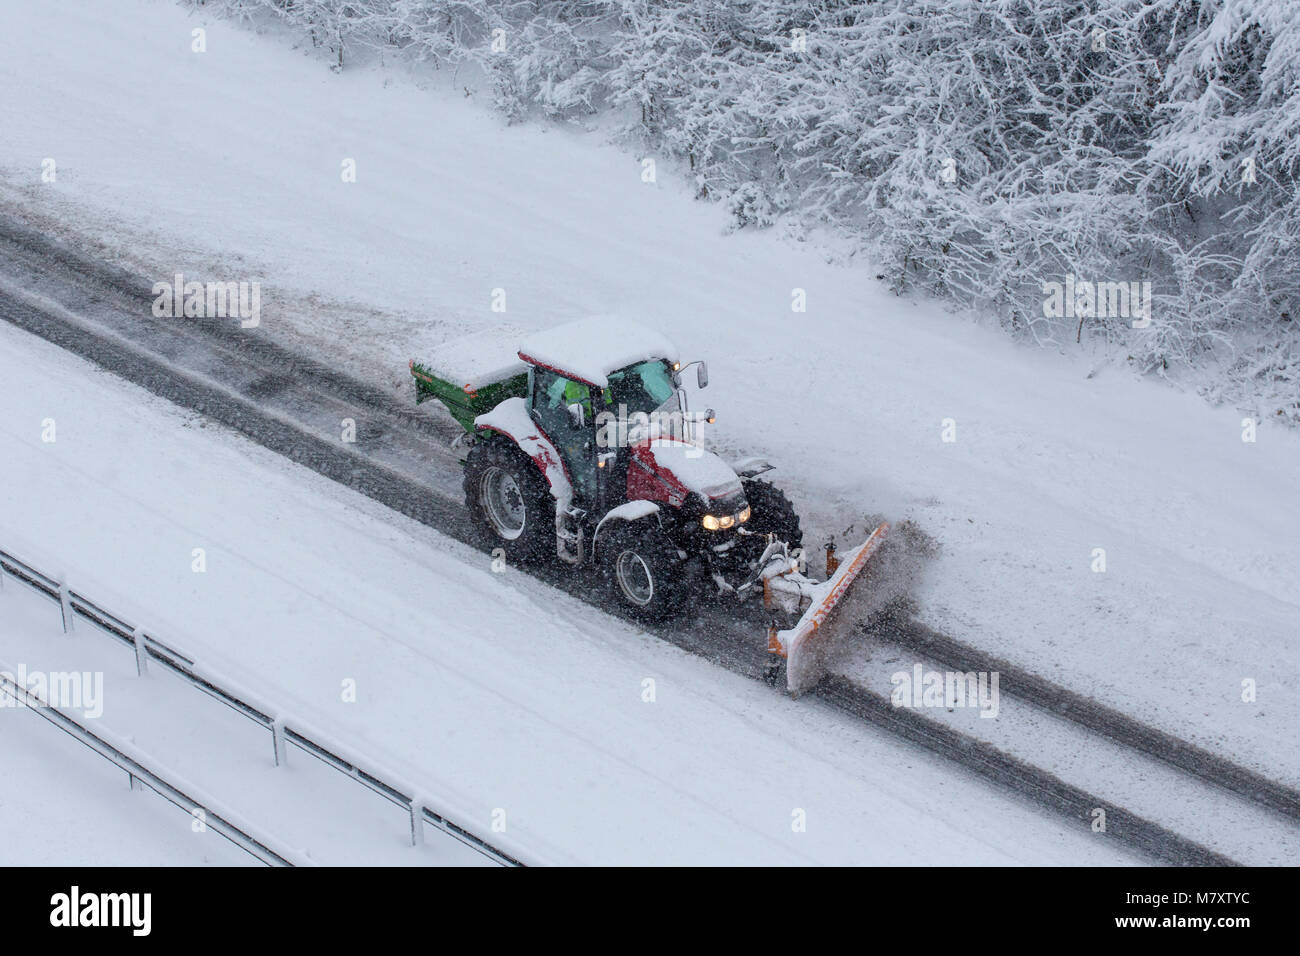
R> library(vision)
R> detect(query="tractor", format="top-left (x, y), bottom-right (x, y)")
top-left (411, 317), bottom-right (888, 691)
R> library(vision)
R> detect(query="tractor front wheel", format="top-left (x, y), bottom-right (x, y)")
top-left (601, 523), bottom-right (685, 622)
top-left (739, 479), bottom-right (803, 559)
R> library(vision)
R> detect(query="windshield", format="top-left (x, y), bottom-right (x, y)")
top-left (606, 360), bottom-right (680, 418)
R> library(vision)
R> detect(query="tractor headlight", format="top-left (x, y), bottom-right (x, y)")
top-left (703, 510), bottom-right (745, 531)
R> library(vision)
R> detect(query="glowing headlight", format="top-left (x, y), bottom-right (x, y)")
top-left (704, 509), bottom-right (748, 530)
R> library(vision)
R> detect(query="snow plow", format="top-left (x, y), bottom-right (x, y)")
top-left (411, 318), bottom-right (888, 694)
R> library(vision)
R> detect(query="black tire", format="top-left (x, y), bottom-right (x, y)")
top-left (600, 522), bottom-right (686, 622)
top-left (741, 479), bottom-right (803, 552)
top-left (463, 438), bottom-right (555, 564)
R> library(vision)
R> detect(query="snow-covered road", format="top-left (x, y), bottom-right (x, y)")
top-left (1, 0), bottom-right (1295, 793)
top-left (0, 319), bottom-right (1132, 864)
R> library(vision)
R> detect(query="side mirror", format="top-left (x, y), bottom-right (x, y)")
top-left (697, 362), bottom-right (709, 389)
top-left (567, 402), bottom-right (585, 428)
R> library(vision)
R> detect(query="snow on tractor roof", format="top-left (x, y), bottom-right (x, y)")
top-left (517, 317), bottom-right (680, 388)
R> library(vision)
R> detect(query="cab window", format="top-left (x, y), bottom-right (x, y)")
top-left (606, 360), bottom-right (678, 416)
top-left (532, 368), bottom-right (591, 437)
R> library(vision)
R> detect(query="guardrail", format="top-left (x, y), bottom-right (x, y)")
top-left (0, 544), bottom-right (529, 867)
top-left (0, 662), bottom-right (301, 866)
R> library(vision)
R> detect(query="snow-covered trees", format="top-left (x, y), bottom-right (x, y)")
top-left (1138, 0), bottom-right (1300, 414)
top-left (191, 0), bottom-right (1300, 420)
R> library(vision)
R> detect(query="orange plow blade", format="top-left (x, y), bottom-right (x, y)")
top-left (775, 522), bottom-right (889, 695)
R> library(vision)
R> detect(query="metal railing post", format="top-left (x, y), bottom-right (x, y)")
top-left (410, 801), bottom-right (425, 847)
top-left (272, 720), bottom-right (288, 767)
top-left (132, 628), bottom-right (149, 676)
top-left (58, 580), bottom-right (75, 633)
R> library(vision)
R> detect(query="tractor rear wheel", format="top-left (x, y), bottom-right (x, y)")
top-left (601, 523), bottom-right (685, 622)
top-left (464, 439), bottom-right (555, 564)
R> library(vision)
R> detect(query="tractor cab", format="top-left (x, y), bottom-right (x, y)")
top-left (515, 318), bottom-right (711, 521)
